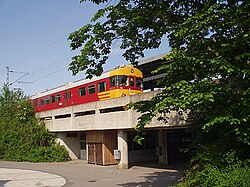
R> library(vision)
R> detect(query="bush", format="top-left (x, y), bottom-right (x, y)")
top-left (27, 145), bottom-right (69, 162)
top-left (0, 86), bottom-right (69, 162)
top-left (227, 166), bottom-right (250, 187)
top-left (176, 164), bottom-right (250, 187)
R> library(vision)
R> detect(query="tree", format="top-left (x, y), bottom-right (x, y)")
top-left (68, 0), bottom-right (249, 169)
top-left (0, 85), bottom-right (68, 162)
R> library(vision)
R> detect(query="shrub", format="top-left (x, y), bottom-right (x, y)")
top-left (176, 163), bottom-right (250, 187)
top-left (0, 86), bottom-right (69, 162)
top-left (27, 145), bottom-right (69, 162)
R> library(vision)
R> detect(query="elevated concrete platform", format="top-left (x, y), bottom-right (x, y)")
top-left (37, 91), bottom-right (186, 132)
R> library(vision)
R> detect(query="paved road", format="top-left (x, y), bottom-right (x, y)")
top-left (0, 168), bottom-right (66, 187)
top-left (0, 160), bottom-right (185, 187)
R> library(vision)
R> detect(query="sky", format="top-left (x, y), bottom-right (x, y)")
top-left (0, 0), bottom-right (170, 96)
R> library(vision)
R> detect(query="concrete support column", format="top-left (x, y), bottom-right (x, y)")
top-left (117, 130), bottom-right (128, 169)
top-left (158, 129), bottom-right (168, 165)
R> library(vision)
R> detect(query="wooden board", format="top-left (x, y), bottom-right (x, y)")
top-left (88, 143), bottom-right (103, 165)
top-left (87, 130), bottom-right (118, 165)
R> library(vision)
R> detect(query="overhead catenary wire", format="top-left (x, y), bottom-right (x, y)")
top-left (0, 33), bottom-right (75, 93)
top-left (0, 34), bottom-right (68, 76)
top-left (20, 65), bottom-right (69, 90)
top-left (6, 67), bottom-right (29, 87)
top-left (24, 57), bottom-right (71, 80)
top-left (9, 72), bottom-right (29, 86)
top-left (9, 35), bottom-right (68, 67)
top-left (3, 57), bottom-right (72, 90)
top-left (32, 66), bottom-right (69, 83)
top-left (17, 57), bottom-right (72, 94)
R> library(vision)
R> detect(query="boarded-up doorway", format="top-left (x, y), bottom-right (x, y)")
top-left (88, 143), bottom-right (103, 165)
top-left (86, 130), bottom-right (118, 165)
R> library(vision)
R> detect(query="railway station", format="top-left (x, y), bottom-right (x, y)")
top-left (34, 53), bottom-right (190, 169)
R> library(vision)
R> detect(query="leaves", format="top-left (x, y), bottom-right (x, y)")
top-left (0, 86), bottom-right (68, 162)
top-left (69, 0), bottom-right (250, 166)
top-left (68, 0), bottom-right (187, 77)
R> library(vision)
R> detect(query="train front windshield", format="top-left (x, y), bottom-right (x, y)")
top-left (110, 76), bottom-right (142, 88)
top-left (110, 76), bottom-right (128, 87)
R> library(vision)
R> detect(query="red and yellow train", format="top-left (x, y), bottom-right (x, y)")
top-left (32, 65), bottom-right (143, 112)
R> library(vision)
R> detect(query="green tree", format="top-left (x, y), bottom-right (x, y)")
top-left (0, 85), bottom-right (68, 162)
top-left (68, 0), bottom-right (250, 174)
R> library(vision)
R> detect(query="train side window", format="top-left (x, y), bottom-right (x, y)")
top-left (40, 98), bottom-right (44, 106)
top-left (98, 81), bottom-right (106, 92)
top-left (130, 77), bottom-right (135, 87)
top-left (110, 76), bottom-right (116, 87)
top-left (56, 94), bottom-right (61, 102)
top-left (136, 77), bottom-right (143, 88)
top-left (88, 85), bottom-right (96, 94)
top-left (45, 98), bottom-right (49, 104)
top-left (50, 96), bottom-right (55, 103)
top-left (79, 87), bottom-right (86, 96)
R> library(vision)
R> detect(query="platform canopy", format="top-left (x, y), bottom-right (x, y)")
top-left (138, 52), bottom-right (170, 90)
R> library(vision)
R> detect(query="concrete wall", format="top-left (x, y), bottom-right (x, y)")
top-left (129, 149), bottom-right (158, 163)
top-left (56, 133), bottom-right (80, 159)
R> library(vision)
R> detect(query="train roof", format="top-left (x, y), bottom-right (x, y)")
top-left (31, 65), bottom-right (140, 99)
top-left (31, 71), bottom-right (110, 99)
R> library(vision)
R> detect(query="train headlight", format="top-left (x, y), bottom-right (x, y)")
top-left (122, 93), bottom-right (126, 97)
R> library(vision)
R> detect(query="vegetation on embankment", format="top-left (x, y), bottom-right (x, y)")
top-left (0, 86), bottom-right (68, 162)
top-left (175, 153), bottom-right (250, 187)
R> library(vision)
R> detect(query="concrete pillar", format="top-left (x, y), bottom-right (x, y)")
top-left (158, 129), bottom-right (168, 165)
top-left (117, 130), bottom-right (128, 169)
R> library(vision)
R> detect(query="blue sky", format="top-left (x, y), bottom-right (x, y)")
top-left (0, 0), bottom-right (169, 96)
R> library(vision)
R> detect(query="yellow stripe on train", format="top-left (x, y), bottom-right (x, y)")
top-left (97, 89), bottom-right (142, 101)
top-left (98, 91), bottom-right (111, 100)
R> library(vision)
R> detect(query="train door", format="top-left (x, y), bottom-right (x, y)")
top-left (88, 143), bottom-right (103, 165)
top-left (63, 90), bottom-right (72, 107)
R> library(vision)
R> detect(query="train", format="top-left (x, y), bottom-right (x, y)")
top-left (31, 65), bottom-right (143, 112)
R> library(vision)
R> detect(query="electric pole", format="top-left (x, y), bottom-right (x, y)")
top-left (6, 66), bottom-right (10, 87)
top-left (5, 67), bottom-right (29, 88)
